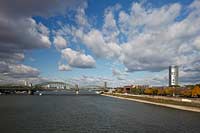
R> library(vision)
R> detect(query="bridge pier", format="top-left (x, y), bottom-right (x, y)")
top-left (28, 90), bottom-right (34, 95)
top-left (75, 84), bottom-right (79, 95)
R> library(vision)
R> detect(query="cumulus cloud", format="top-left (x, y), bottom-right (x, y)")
top-left (0, 18), bottom-right (51, 60)
top-left (58, 64), bottom-right (72, 71)
top-left (0, 17), bottom-right (49, 83)
top-left (0, 0), bottom-right (85, 18)
top-left (75, 2), bottom-right (89, 28)
top-left (61, 48), bottom-right (96, 68)
top-left (81, 29), bottom-right (122, 58)
top-left (2, 0), bottom-right (196, 86)
top-left (55, 4), bottom-right (122, 59)
top-left (112, 68), bottom-right (128, 80)
top-left (0, 61), bottom-right (39, 78)
top-left (0, 60), bottom-right (42, 84)
top-left (5, 64), bottom-right (40, 78)
top-left (102, 6), bottom-right (120, 43)
top-left (0, 61), bottom-right (9, 73)
top-left (118, 1), bottom-right (200, 84)
top-left (59, 0), bottom-right (200, 84)
top-left (54, 36), bottom-right (67, 50)
top-left (0, 0), bottom-right (87, 83)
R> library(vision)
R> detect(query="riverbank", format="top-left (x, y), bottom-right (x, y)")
top-left (102, 93), bottom-right (200, 113)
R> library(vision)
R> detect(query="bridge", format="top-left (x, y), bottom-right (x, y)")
top-left (36, 82), bottom-right (74, 90)
top-left (80, 85), bottom-right (109, 91)
top-left (0, 81), bottom-right (108, 95)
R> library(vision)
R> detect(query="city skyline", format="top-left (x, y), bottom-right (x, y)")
top-left (0, 0), bottom-right (200, 87)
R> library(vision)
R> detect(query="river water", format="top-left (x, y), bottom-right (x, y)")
top-left (0, 91), bottom-right (200, 133)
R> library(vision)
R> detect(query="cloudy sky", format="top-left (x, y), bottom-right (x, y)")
top-left (0, 0), bottom-right (200, 86)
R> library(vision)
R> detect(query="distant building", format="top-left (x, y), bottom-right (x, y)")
top-left (24, 81), bottom-right (28, 86)
top-left (123, 85), bottom-right (133, 93)
top-left (24, 81), bottom-right (32, 87)
top-left (134, 85), bottom-right (149, 89)
top-left (104, 82), bottom-right (107, 90)
top-left (114, 85), bottom-right (150, 93)
top-left (169, 66), bottom-right (179, 86)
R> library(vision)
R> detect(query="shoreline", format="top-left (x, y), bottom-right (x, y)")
top-left (101, 93), bottom-right (200, 113)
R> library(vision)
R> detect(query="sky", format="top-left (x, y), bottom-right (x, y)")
top-left (0, 0), bottom-right (200, 87)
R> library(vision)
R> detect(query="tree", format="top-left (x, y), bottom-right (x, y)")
top-left (152, 88), bottom-right (158, 95)
top-left (180, 89), bottom-right (192, 97)
top-left (164, 87), bottom-right (174, 96)
top-left (157, 89), bottom-right (165, 96)
top-left (131, 87), bottom-right (143, 95)
top-left (144, 88), bottom-right (154, 95)
top-left (195, 84), bottom-right (200, 87)
top-left (192, 85), bottom-right (200, 97)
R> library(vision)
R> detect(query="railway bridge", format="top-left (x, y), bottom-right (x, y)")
top-left (0, 81), bottom-right (107, 95)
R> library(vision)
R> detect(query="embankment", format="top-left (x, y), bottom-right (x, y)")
top-left (102, 93), bottom-right (200, 113)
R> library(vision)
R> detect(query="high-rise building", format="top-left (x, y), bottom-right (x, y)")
top-left (169, 66), bottom-right (179, 86)
top-left (104, 82), bottom-right (107, 90)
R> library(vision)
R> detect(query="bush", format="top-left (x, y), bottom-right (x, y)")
top-left (131, 88), bottom-right (143, 95)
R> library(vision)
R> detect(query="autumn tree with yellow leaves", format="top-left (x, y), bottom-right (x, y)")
top-left (192, 85), bottom-right (200, 97)
top-left (144, 88), bottom-right (154, 95)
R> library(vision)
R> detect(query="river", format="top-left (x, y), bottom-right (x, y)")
top-left (0, 90), bottom-right (200, 133)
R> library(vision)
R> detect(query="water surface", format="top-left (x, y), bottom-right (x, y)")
top-left (0, 91), bottom-right (200, 133)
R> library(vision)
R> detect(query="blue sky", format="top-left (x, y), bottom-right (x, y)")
top-left (0, 0), bottom-right (200, 86)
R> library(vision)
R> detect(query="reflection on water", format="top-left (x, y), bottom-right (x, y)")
top-left (0, 90), bottom-right (200, 133)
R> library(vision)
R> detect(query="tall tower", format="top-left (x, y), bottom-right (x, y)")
top-left (104, 82), bottom-right (107, 90)
top-left (169, 66), bottom-right (179, 86)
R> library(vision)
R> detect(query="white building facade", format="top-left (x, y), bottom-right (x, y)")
top-left (169, 66), bottom-right (179, 86)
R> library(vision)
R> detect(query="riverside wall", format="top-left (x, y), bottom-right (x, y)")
top-left (102, 93), bottom-right (200, 113)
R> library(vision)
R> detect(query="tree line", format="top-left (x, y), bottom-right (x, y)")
top-left (115, 84), bottom-right (200, 98)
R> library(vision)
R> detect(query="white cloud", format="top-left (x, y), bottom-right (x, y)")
top-left (103, 9), bottom-right (120, 43)
top-left (112, 68), bottom-right (128, 80)
top-left (193, 36), bottom-right (200, 50)
top-left (54, 36), bottom-right (67, 50)
top-left (8, 64), bottom-right (39, 78)
top-left (189, 0), bottom-right (200, 9)
top-left (104, 10), bottom-right (117, 29)
top-left (0, 17), bottom-right (51, 77)
top-left (112, 68), bottom-right (124, 76)
top-left (114, 1), bottom-right (200, 83)
top-left (55, 5), bottom-right (122, 59)
top-left (0, 0), bottom-right (86, 83)
top-left (58, 64), bottom-right (72, 71)
top-left (81, 29), bottom-right (122, 58)
top-left (75, 2), bottom-right (89, 27)
top-left (54, 0), bottom-right (200, 84)
top-left (0, 61), bottom-right (40, 78)
top-left (40, 35), bottom-right (51, 47)
top-left (131, 3), bottom-right (181, 28)
top-left (61, 48), bottom-right (96, 68)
